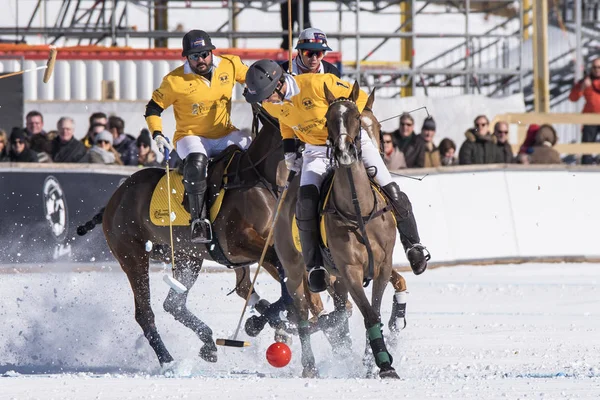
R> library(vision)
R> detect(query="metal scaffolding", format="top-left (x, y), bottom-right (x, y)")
top-left (1, 0), bottom-right (589, 101)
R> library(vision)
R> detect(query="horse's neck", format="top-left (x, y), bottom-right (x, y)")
top-left (242, 125), bottom-right (280, 186)
top-left (332, 162), bottom-right (374, 216)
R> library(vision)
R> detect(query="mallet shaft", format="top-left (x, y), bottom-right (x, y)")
top-left (216, 339), bottom-right (250, 347)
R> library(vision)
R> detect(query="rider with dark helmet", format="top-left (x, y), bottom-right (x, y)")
top-left (243, 60), bottom-right (429, 293)
top-left (145, 30), bottom-right (249, 243)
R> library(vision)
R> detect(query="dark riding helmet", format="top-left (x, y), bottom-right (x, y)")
top-left (243, 59), bottom-right (285, 103)
top-left (182, 30), bottom-right (216, 57)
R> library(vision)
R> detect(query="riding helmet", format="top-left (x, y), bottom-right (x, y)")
top-left (243, 59), bottom-right (285, 103)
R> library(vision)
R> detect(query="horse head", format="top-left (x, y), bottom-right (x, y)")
top-left (324, 81), bottom-right (362, 167)
top-left (360, 89), bottom-right (382, 151)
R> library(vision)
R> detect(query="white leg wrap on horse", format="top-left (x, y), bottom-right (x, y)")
top-left (248, 292), bottom-right (260, 308)
top-left (360, 132), bottom-right (393, 187)
top-left (394, 291), bottom-right (408, 304)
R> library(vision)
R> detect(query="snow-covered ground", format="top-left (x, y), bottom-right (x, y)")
top-left (1, 262), bottom-right (599, 399)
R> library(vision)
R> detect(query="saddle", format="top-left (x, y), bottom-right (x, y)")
top-left (291, 168), bottom-right (394, 271)
top-left (149, 145), bottom-right (247, 266)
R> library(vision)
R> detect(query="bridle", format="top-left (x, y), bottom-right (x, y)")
top-left (325, 97), bottom-right (363, 166)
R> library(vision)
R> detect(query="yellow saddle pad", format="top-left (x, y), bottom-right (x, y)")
top-left (149, 154), bottom-right (237, 226)
top-left (291, 177), bottom-right (394, 253)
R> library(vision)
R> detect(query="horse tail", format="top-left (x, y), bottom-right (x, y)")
top-left (76, 207), bottom-right (105, 236)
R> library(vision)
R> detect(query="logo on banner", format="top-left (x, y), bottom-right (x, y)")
top-left (42, 176), bottom-right (68, 242)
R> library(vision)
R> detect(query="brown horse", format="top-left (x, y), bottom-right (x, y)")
top-left (95, 110), bottom-right (317, 366)
top-left (274, 82), bottom-right (400, 379)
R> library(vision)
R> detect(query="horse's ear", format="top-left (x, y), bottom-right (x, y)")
top-left (324, 83), bottom-right (336, 104)
top-left (365, 88), bottom-right (376, 110)
top-left (350, 81), bottom-right (360, 103)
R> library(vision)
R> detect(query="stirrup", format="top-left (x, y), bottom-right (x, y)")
top-left (191, 218), bottom-right (213, 244)
top-left (307, 266), bottom-right (328, 293)
top-left (406, 244), bottom-right (430, 276)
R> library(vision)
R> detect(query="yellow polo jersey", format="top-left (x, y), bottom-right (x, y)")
top-left (147, 55), bottom-right (248, 142)
top-left (262, 74), bottom-right (367, 146)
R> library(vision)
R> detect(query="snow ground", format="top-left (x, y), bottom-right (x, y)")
top-left (1, 262), bottom-right (599, 399)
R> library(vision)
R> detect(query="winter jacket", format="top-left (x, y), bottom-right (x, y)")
top-left (569, 78), bottom-right (600, 114)
top-left (80, 146), bottom-right (119, 164)
top-left (9, 148), bottom-right (39, 163)
top-left (51, 136), bottom-right (87, 163)
top-left (458, 129), bottom-right (504, 165)
top-left (529, 125), bottom-right (562, 164)
top-left (383, 149), bottom-right (407, 170)
top-left (403, 134), bottom-right (441, 168)
top-left (496, 141), bottom-right (514, 163)
top-left (113, 134), bottom-right (138, 166)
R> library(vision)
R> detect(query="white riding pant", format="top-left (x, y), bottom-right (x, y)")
top-left (299, 129), bottom-right (393, 190)
top-left (175, 130), bottom-right (252, 160)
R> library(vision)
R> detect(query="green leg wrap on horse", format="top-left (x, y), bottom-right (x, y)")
top-left (367, 323), bottom-right (391, 366)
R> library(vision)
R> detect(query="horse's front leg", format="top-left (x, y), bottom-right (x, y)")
top-left (163, 257), bottom-right (217, 363)
top-left (388, 269), bottom-right (408, 333)
top-left (319, 277), bottom-right (352, 357)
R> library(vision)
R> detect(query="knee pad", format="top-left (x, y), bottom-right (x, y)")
top-left (183, 152), bottom-right (209, 194)
top-left (296, 185), bottom-right (320, 230)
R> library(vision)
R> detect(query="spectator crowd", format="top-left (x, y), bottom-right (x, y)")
top-left (381, 112), bottom-right (565, 171)
top-left (0, 111), bottom-right (165, 167)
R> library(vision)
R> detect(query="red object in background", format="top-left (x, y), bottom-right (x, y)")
top-left (266, 342), bottom-right (292, 368)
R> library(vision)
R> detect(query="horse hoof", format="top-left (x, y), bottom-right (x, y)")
top-left (379, 368), bottom-right (400, 379)
top-left (274, 328), bottom-right (293, 346)
top-left (245, 315), bottom-right (268, 337)
top-left (302, 366), bottom-right (319, 378)
top-left (199, 344), bottom-right (218, 363)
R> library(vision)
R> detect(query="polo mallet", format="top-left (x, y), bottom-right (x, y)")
top-left (161, 144), bottom-right (187, 294)
top-left (217, 170), bottom-right (297, 348)
top-left (0, 46), bottom-right (57, 82)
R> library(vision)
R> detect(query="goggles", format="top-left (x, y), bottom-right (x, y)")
top-left (188, 51), bottom-right (211, 61)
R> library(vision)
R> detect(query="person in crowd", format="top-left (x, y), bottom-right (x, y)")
top-left (404, 116), bottom-right (441, 168)
top-left (382, 132), bottom-right (406, 170)
top-left (280, 0), bottom-right (311, 50)
top-left (51, 117), bottom-right (87, 163)
top-left (108, 116), bottom-right (137, 165)
top-left (516, 124), bottom-right (540, 164)
top-left (82, 112), bottom-right (108, 149)
top-left (387, 112), bottom-right (415, 153)
top-left (280, 28), bottom-right (340, 77)
top-left (458, 115), bottom-right (503, 165)
top-left (146, 29), bottom-right (249, 243)
top-left (438, 138), bottom-right (457, 166)
top-left (526, 124), bottom-right (562, 165)
top-left (569, 57), bottom-right (600, 164)
top-left (136, 129), bottom-right (161, 167)
top-left (493, 120), bottom-right (514, 163)
top-left (25, 110), bottom-right (46, 137)
top-left (9, 128), bottom-right (38, 163)
top-left (80, 130), bottom-right (123, 165)
top-left (244, 59), bottom-right (428, 291)
top-left (0, 129), bottom-right (10, 161)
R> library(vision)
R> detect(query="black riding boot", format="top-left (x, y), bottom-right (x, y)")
top-left (183, 153), bottom-right (212, 244)
top-left (296, 185), bottom-right (327, 293)
top-left (382, 182), bottom-right (430, 275)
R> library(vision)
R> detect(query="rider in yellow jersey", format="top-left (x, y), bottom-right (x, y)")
top-left (145, 30), bottom-right (249, 243)
top-left (244, 60), bottom-right (429, 292)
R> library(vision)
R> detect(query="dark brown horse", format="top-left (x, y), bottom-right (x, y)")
top-left (274, 82), bottom-right (400, 379)
top-left (93, 110), bottom-right (309, 366)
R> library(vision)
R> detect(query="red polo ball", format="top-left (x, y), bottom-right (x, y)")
top-left (266, 342), bottom-right (292, 368)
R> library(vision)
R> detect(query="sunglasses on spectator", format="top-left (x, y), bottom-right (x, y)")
top-left (137, 143), bottom-right (149, 148)
top-left (476, 122), bottom-right (488, 127)
top-left (98, 140), bottom-right (111, 145)
top-left (189, 51), bottom-right (211, 61)
top-left (495, 130), bottom-right (508, 135)
top-left (383, 140), bottom-right (393, 144)
top-left (13, 139), bottom-right (25, 145)
top-left (301, 50), bottom-right (325, 59)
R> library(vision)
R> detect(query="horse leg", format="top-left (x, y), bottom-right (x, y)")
top-left (341, 266), bottom-right (399, 379)
top-left (286, 268), bottom-right (318, 378)
top-left (162, 257), bottom-right (217, 363)
top-left (119, 251), bottom-right (174, 366)
top-left (319, 277), bottom-right (352, 357)
top-left (388, 270), bottom-right (408, 332)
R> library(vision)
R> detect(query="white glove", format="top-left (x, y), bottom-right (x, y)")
top-left (284, 152), bottom-right (302, 173)
top-left (154, 133), bottom-right (174, 154)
